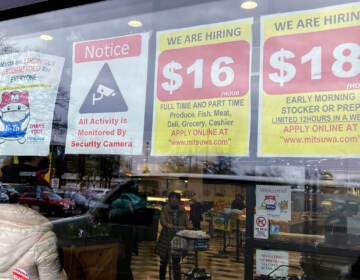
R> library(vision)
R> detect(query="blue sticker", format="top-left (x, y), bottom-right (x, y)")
top-left (270, 224), bottom-right (280, 235)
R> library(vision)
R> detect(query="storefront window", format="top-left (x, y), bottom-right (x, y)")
top-left (0, 0), bottom-right (358, 279)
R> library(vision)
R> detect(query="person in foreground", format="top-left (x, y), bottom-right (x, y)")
top-left (0, 204), bottom-right (67, 280)
top-left (156, 191), bottom-right (191, 280)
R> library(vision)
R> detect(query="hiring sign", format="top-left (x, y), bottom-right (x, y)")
top-left (152, 19), bottom-right (253, 156)
top-left (258, 3), bottom-right (360, 157)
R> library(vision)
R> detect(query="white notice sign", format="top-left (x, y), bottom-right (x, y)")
top-left (254, 214), bottom-right (269, 239)
top-left (66, 33), bottom-right (150, 155)
top-left (256, 249), bottom-right (289, 277)
top-left (256, 185), bottom-right (291, 221)
top-left (0, 51), bottom-right (64, 155)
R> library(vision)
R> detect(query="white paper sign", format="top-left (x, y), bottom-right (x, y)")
top-left (0, 51), bottom-right (64, 155)
top-left (254, 214), bottom-right (269, 239)
top-left (65, 33), bottom-right (150, 155)
top-left (256, 185), bottom-right (291, 221)
top-left (256, 249), bottom-right (289, 277)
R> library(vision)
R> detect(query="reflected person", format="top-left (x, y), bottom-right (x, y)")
top-left (156, 191), bottom-right (190, 280)
top-left (0, 204), bottom-right (67, 279)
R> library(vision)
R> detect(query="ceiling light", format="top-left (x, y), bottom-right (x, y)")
top-left (128, 20), bottom-right (143, 28)
top-left (40, 34), bottom-right (53, 41)
top-left (241, 1), bottom-right (258, 9)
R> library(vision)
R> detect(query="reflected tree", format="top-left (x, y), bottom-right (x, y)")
top-left (100, 156), bottom-right (114, 188)
top-left (0, 34), bottom-right (17, 54)
top-left (161, 156), bottom-right (203, 173)
top-left (203, 156), bottom-right (235, 175)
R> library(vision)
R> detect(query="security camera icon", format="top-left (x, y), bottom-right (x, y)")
top-left (92, 84), bottom-right (116, 105)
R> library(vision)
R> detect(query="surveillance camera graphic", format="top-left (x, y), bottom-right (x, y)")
top-left (79, 63), bottom-right (128, 113)
top-left (92, 84), bottom-right (116, 105)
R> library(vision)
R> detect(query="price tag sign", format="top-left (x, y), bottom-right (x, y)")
top-left (157, 41), bottom-right (249, 101)
top-left (263, 28), bottom-right (359, 94)
top-left (259, 4), bottom-right (360, 156)
top-left (152, 19), bottom-right (253, 156)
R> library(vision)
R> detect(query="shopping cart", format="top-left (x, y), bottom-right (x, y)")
top-left (170, 230), bottom-right (212, 280)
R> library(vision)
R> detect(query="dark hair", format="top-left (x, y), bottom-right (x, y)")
top-left (343, 203), bottom-right (358, 214)
top-left (168, 191), bottom-right (181, 200)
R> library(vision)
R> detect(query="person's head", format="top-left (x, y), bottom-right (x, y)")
top-left (168, 191), bottom-right (181, 209)
top-left (343, 203), bottom-right (358, 217)
top-left (19, 156), bottom-right (43, 168)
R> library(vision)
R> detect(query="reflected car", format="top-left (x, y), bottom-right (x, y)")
top-left (18, 191), bottom-right (75, 216)
top-left (55, 189), bottom-right (105, 213)
top-left (85, 187), bottom-right (110, 201)
top-left (0, 191), bottom-right (9, 203)
top-left (15, 185), bottom-right (53, 195)
top-left (51, 179), bottom-right (161, 280)
top-left (0, 183), bottom-right (21, 202)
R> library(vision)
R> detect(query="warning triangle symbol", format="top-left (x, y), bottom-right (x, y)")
top-left (79, 63), bottom-right (128, 114)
